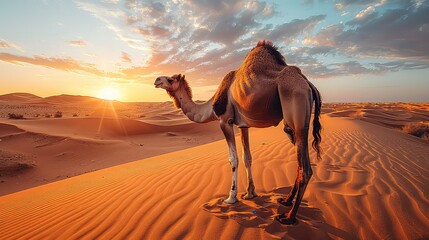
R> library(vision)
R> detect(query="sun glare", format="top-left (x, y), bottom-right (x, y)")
top-left (98, 87), bottom-right (120, 101)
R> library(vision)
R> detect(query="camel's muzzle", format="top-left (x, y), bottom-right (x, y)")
top-left (154, 79), bottom-right (163, 88)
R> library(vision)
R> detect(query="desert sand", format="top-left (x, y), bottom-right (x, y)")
top-left (0, 94), bottom-right (223, 195)
top-left (0, 94), bottom-right (428, 239)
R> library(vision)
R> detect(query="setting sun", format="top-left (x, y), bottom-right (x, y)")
top-left (98, 87), bottom-right (120, 101)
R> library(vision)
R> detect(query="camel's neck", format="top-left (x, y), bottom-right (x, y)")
top-left (173, 87), bottom-right (218, 123)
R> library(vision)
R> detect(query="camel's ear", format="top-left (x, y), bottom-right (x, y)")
top-left (177, 74), bottom-right (182, 80)
top-left (181, 75), bottom-right (185, 81)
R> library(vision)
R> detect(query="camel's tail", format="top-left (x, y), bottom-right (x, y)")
top-left (308, 81), bottom-right (322, 160)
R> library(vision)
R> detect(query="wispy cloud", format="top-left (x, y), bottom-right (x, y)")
top-left (0, 52), bottom-right (121, 78)
top-left (0, 52), bottom-right (165, 82)
top-left (68, 40), bottom-right (87, 47)
top-left (0, 40), bottom-right (10, 48)
top-left (0, 39), bottom-right (23, 51)
top-left (121, 52), bottom-right (132, 63)
top-left (354, 0), bottom-right (386, 20)
top-left (334, 0), bottom-right (378, 11)
top-left (75, 1), bottom-right (151, 51)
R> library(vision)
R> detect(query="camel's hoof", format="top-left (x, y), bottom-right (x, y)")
top-left (278, 198), bottom-right (293, 206)
top-left (241, 192), bottom-right (258, 200)
top-left (275, 214), bottom-right (296, 225)
top-left (223, 197), bottom-right (238, 204)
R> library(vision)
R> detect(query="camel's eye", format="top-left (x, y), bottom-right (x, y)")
top-left (167, 79), bottom-right (173, 84)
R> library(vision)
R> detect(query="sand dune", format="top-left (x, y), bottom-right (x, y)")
top-left (0, 117), bottom-right (223, 196)
top-left (5, 117), bottom-right (217, 139)
top-left (41, 94), bottom-right (104, 105)
top-left (0, 93), bottom-right (103, 105)
top-left (0, 93), bottom-right (42, 103)
top-left (0, 94), bottom-right (228, 195)
top-left (325, 103), bottom-right (429, 129)
top-left (0, 116), bottom-right (428, 239)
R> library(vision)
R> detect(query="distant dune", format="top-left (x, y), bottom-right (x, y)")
top-left (42, 95), bottom-right (98, 104)
top-left (0, 93), bottom-right (121, 109)
top-left (0, 92), bottom-right (102, 104)
top-left (7, 118), bottom-right (210, 138)
top-left (324, 102), bottom-right (429, 129)
top-left (0, 93), bottom-right (42, 102)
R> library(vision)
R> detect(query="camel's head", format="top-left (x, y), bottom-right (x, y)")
top-left (154, 73), bottom-right (192, 108)
top-left (154, 74), bottom-right (185, 92)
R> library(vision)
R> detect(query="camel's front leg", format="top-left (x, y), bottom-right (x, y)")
top-left (239, 128), bottom-right (257, 199)
top-left (220, 121), bottom-right (239, 204)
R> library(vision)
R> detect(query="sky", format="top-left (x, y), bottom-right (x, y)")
top-left (0, 0), bottom-right (428, 102)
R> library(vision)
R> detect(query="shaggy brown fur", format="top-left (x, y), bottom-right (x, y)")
top-left (254, 40), bottom-right (286, 66)
top-left (212, 71), bottom-right (236, 116)
top-left (288, 65), bottom-right (308, 80)
top-left (167, 74), bottom-right (193, 108)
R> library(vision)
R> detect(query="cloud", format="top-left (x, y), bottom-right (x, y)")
top-left (83, 0), bottom-right (415, 88)
top-left (72, 0), bottom-right (428, 85)
top-left (354, 0), bottom-right (386, 20)
top-left (4, 0), bottom-right (425, 90)
top-left (334, 0), bottom-right (416, 10)
top-left (284, 47), bottom-right (379, 78)
top-left (0, 52), bottom-right (122, 78)
top-left (103, 0), bottom-right (119, 3)
top-left (136, 25), bottom-right (170, 37)
top-left (334, 0), bottom-right (379, 10)
top-left (0, 52), bottom-right (192, 83)
top-left (121, 52), bottom-right (132, 63)
top-left (1, 48), bottom-right (374, 82)
top-left (254, 15), bottom-right (326, 45)
top-left (342, 5), bottom-right (429, 59)
top-left (76, 1), bottom-right (151, 51)
top-left (306, 3), bottom-right (429, 60)
top-left (0, 40), bottom-right (10, 48)
top-left (371, 60), bottom-right (429, 71)
top-left (68, 40), bottom-right (87, 47)
top-left (0, 39), bottom-right (23, 51)
top-left (114, 0), bottom-right (329, 85)
top-left (106, 0), bottom-right (281, 84)
top-left (284, 44), bottom-right (429, 79)
top-left (303, 24), bottom-right (344, 46)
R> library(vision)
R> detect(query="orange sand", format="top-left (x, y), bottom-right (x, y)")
top-left (0, 94), bottom-right (223, 195)
top-left (1, 116), bottom-right (428, 239)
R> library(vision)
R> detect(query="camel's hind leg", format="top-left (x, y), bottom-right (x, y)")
top-left (278, 124), bottom-right (298, 206)
top-left (276, 86), bottom-right (313, 224)
top-left (220, 120), bottom-right (239, 204)
top-left (239, 128), bottom-right (257, 199)
top-left (278, 167), bottom-right (299, 206)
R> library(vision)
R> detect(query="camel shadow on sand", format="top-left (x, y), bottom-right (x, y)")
top-left (202, 187), bottom-right (354, 240)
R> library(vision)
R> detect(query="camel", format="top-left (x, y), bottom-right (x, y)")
top-left (154, 40), bottom-right (322, 225)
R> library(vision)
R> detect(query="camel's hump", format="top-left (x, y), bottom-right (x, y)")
top-left (256, 39), bottom-right (273, 47)
top-left (251, 40), bottom-right (286, 66)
